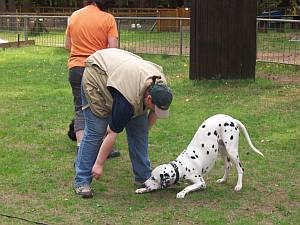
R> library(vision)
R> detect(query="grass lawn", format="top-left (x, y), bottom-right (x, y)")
top-left (0, 47), bottom-right (299, 225)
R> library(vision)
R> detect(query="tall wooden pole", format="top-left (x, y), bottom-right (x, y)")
top-left (189, 0), bottom-right (257, 80)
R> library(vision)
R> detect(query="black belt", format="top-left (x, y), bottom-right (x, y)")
top-left (170, 162), bottom-right (179, 184)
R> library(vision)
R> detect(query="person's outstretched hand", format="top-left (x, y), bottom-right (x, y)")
top-left (92, 164), bottom-right (104, 180)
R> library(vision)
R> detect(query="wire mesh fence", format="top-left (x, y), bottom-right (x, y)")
top-left (257, 18), bottom-right (300, 65)
top-left (0, 15), bottom-right (299, 65)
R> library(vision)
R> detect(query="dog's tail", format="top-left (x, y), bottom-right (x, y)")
top-left (234, 119), bottom-right (264, 157)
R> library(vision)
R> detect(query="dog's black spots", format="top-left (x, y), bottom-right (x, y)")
top-left (230, 135), bottom-right (233, 140)
top-left (214, 130), bottom-right (218, 136)
top-left (242, 168), bottom-right (245, 172)
top-left (171, 170), bottom-right (174, 173)
top-left (215, 149), bottom-right (217, 152)
top-left (193, 168), bottom-right (195, 170)
top-left (202, 144), bottom-right (204, 148)
top-left (188, 169), bottom-right (191, 172)
top-left (225, 129), bottom-right (227, 132)
top-left (227, 166), bottom-right (230, 169)
top-left (183, 175), bottom-right (186, 179)
top-left (230, 122), bottom-right (234, 127)
top-left (208, 132), bottom-right (211, 136)
top-left (219, 123), bottom-right (221, 127)
top-left (212, 144), bottom-right (215, 148)
top-left (225, 141), bottom-right (227, 144)
top-left (206, 166), bottom-right (209, 170)
top-left (239, 162), bottom-right (242, 167)
top-left (224, 122), bottom-right (229, 126)
top-left (207, 151), bottom-right (209, 155)
top-left (227, 157), bottom-right (230, 162)
top-left (198, 175), bottom-right (201, 177)
top-left (235, 127), bottom-right (238, 130)
top-left (191, 156), bottom-right (196, 159)
top-left (202, 125), bottom-right (206, 128)
top-left (185, 167), bottom-right (188, 171)
top-left (193, 150), bottom-right (196, 153)
top-left (195, 154), bottom-right (199, 158)
top-left (195, 175), bottom-right (198, 178)
top-left (237, 155), bottom-right (239, 159)
top-left (172, 174), bottom-right (175, 178)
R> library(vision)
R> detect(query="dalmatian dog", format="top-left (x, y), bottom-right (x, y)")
top-left (136, 114), bottom-right (264, 199)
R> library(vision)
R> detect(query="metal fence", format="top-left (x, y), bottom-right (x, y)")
top-left (0, 15), bottom-right (299, 65)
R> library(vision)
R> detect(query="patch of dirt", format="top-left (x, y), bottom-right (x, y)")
top-left (257, 73), bottom-right (300, 84)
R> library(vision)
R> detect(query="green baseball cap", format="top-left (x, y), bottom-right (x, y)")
top-left (150, 83), bottom-right (173, 118)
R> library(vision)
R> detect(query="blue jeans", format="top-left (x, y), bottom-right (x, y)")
top-left (74, 86), bottom-right (152, 187)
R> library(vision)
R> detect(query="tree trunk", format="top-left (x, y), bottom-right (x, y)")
top-left (7, 0), bottom-right (16, 12)
top-left (0, 0), bottom-right (6, 12)
top-left (22, 0), bottom-right (32, 12)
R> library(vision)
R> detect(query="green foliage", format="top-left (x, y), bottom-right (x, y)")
top-left (0, 47), bottom-right (299, 225)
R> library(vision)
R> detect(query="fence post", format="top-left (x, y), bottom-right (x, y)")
top-left (117, 19), bottom-right (121, 48)
top-left (24, 16), bottom-right (28, 43)
top-left (179, 18), bottom-right (183, 56)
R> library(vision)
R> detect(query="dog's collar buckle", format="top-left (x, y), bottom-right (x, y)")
top-left (170, 162), bottom-right (179, 184)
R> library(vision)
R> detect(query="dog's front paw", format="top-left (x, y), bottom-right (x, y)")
top-left (216, 178), bottom-right (226, 184)
top-left (135, 188), bottom-right (148, 194)
top-left (176, 191), bottom-right (186, 199)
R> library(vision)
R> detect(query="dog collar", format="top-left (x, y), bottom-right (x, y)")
top-left (170, 162), bottom-right (179, 184)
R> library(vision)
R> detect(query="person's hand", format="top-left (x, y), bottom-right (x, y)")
top-left (92, 164), bottom-right (104, 180)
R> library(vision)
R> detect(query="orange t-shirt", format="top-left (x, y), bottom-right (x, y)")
top-left (66, 5), bottom-right (118, 68)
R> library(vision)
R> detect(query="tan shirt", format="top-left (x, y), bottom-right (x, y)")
top-left (83, 48), bottom-right (167, 118)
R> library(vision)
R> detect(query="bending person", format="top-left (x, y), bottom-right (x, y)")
top-left (74, 48), bottom-right (173, 198)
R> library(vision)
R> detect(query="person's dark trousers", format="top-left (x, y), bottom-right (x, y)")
top-left (69, 66), bottom-right (85, 135)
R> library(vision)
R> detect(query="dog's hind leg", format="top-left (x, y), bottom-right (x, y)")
top-left (225, 142), bottom-right (244, 191)
top-left (176, 177), bottom-right (206, 199)
top-left (216, 140), bottom-right (231, 184)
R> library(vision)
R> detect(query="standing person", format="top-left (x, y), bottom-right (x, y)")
top-left (74, 48), bottom-right (173, 198)
top-left (65, 0), bottom-right (120, 158)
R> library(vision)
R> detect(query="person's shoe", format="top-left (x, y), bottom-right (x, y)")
top-left (67, 119), bottom-right (77, 141)
top-left (107, 148), bottom-right (120, 159)
top-left (74, 185), bottom-right (93, 198)
top-left (134, 180), bottom-right (146, 188)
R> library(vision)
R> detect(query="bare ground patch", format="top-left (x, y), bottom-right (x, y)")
top-left (257, 73), bottom-right (300, 84)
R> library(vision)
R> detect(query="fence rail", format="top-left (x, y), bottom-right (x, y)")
top-left (0, 15), bottom-right (299, 65)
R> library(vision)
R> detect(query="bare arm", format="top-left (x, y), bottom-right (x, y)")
top-left (92, 126), bottom-right (117, 179)
top-left (108, 37), bottom-right (118, 48)
top-left (148, 110), bottom-right (157, 129)
top-left (65, 35), bottom-right (71, 52)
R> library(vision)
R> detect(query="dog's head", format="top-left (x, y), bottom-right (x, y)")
top-left (144, 164), bottom-right (178, 191)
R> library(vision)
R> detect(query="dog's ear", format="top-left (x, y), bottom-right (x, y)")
top-left (160, 173), bottom-right (171, 189)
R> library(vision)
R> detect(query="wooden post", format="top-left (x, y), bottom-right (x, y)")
top-left (189, 0), bottom-right (257, 80)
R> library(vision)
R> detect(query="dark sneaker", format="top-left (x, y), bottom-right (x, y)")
top-left (67, 119), bottom-right (77, 141)
top-left (107, 148), bottom-right (120, 159)
top-left (74, 186), bottom-right (93, 198)
top-left (134, 180), bottom-right (146, 188)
